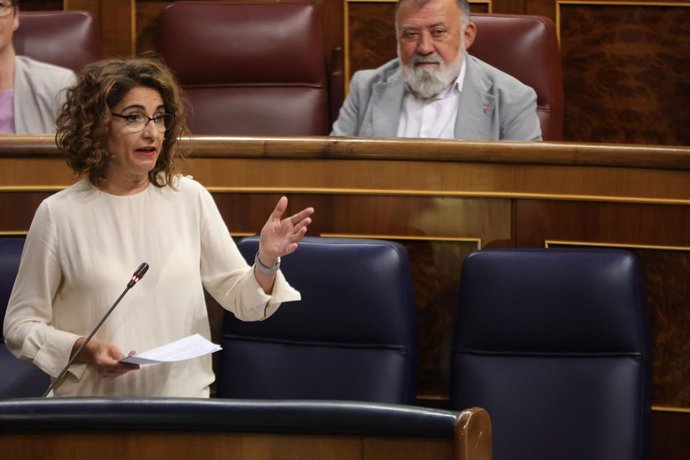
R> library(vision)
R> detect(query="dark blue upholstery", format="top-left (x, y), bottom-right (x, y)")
top-left (0, 237), bottom-right (50, 399)
top-left (0, 398), bottom-right (457, 436)
top-left (449, 248), bottom-right (651, 460)
top-left (216, 236), bottom-right (418, 404)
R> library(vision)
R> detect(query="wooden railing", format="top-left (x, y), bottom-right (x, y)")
top-left (0, 399), bottom-right (492, 460)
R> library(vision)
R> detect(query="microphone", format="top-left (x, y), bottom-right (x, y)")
top-left (127, 262), bottom-right (149, 288)
top-left (43, 263), bottom-right (150, 397)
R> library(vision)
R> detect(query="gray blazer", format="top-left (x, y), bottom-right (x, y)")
top-left (331, 56), bottom-right (542, 141)
top-left (13, 55), bottom-right (77, 134)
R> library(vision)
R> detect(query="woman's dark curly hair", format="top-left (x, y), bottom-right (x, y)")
top-left (56, 55), bottom-right (189, 188)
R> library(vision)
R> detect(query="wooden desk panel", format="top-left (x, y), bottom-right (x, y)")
top-left (0, 400), bottom-right (491, 460)
top-left (1, 433), bottom-right (450, 460)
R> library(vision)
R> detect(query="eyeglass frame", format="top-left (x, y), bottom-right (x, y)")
top-left (110, 112), bottom-right (175, 134)
top-left (0, 1), bottom-right (16, 18)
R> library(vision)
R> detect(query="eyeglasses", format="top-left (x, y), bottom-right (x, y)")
top-left (111, 112), bottom-right (175, 134)
top-left (0, 1), bottom-right (15, 18)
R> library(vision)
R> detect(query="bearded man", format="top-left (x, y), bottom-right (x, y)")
top-left (331, 0), bottom-right (542, 140)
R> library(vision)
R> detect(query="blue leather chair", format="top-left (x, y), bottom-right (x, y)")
top-left (216, 236), bottom-right (418, 404)
top-left (450, 248), bottom-right (651, 460)
top-left (0, 236), bottom-right (50, 399)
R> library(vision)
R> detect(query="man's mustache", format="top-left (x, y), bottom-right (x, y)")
top-left (412, 54), bottom-right (442, 65)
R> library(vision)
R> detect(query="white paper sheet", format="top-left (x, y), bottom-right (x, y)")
top-left (119, 333), bottom-right (222, 365)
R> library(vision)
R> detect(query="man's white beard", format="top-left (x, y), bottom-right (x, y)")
top-left (401, 45), bottom-right (465, 100)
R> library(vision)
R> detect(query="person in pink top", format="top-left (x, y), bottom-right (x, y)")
top-left (0, 0), bottom-right (76, 134)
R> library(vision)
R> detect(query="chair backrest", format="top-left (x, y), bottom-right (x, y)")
top-left (216, 236), bottom-right (418, 404)
top-left (0, 236), bottom-right (49, 399)
top-left (13, 10), bottom-right (101, 73)
top-left (0, 237), bottom-right (25, 342)
top-left (449, 248), bottom-right (650, 460)
top-left (469, 14), bottom-right (564, 141)
top-left (157, 1), bottom-right (331, 136)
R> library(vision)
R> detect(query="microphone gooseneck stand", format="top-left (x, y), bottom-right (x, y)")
top-left (42, 263), bottom-right (150, 397)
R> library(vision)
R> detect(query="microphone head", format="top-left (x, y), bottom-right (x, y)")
top-left (135, 262), bottom-right (149, 278)
top-left (128, 262), bottom-right (150, 288)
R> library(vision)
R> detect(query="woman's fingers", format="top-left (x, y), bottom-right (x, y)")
top-left (288, 207), bottom-right (315, 225)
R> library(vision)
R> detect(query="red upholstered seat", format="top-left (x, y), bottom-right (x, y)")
top-left (469, 14), bottom-right (564, 141)
top-left (13, 10), bottom-right (101, 73)
top-left (157, 2), bottom-right (336, 136)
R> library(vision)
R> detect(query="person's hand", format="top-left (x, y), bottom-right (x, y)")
top-left (258, 196), bottom-right (314, 268)
top-left (73, 336), bottom-right (140, 379)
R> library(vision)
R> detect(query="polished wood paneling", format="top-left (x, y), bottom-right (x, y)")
top-left (63, 0), bottom-right (134, 58)
top-left (362, 438), bottom-right (452, 460)
top-left (15, 0), bottom-right (62, 10)
top-left (135, 1), bottom-right (168, 54)
top-left (348, 2), bottom-right (398, 77)
top-left (0, 192), bottom-right (52, 231)
top-left (514, 200), bottom-right (690, 247)
top-left (651, 410), bottom-right (690, 460)
top-left (0, 432), bottom-right (451, 460)
top-left (240, 434), bottom-right (362, 460)
top-left (404, 239), bottom-right (479, 401)
top-left (559, 3), bottom-right (690, 145)
top-left (637, 249), bottom-right (690, 407)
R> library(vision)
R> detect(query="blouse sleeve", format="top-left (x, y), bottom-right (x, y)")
top-left (196, 184), bottom-right (301, 321)
top-left (2, 201), bottom-right (85, 378)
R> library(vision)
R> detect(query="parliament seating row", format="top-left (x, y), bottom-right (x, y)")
top-left (0, 234), bottom-right (651, 460)
top-left (0, 235), bottom-right (490, 460)
top-left (13, 3), bottom-right (563, 140)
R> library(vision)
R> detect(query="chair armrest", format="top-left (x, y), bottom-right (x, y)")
top-left (456, 407), bottom-right (492, 460)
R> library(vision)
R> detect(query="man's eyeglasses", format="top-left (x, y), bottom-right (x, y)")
top-left (0, 1), bottom-right (16, 18)
top-left (111, 112), bottom-right (175, 134)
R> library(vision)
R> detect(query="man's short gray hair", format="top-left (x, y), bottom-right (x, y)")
top-left (395, 0), bottom-right (472, 27)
